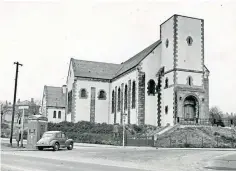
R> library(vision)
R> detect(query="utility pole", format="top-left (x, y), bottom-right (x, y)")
top-left (10, 62), bottom-right (23, 146)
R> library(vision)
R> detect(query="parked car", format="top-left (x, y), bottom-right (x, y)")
top-left (36, 131), bottom-right (73, 151)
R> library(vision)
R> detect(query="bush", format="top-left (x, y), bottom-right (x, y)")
top-left (48, 121), bottom-right (120, 145)
top-left (1, 123), bottom-right (9, 129)
top-left (47, 121), bottom-right (156, 145)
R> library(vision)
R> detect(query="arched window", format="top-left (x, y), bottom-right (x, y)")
top-left (147, 79), bottom-right (156, 95)
top-left (186, 36), bottom-right (193, 46)
top-left (58, 111), bottom-right (61, 119)
top-left (124, 85), bottom-right (128, 110)
top-left (98, 90), bottom-right (106, 100)
top-left (187, 76), bottom-right (193, 86)
top-left (80, 88), bottom-right (87, 98)
top-left (53, 111), bottom-right (56, 118)
top-left (165, 78), bottom-right (169, 88)
top-left (118, 87), bottom-right (121, 111)
top-left (132, 81), bottom-right (136, 109)
top-left (112, 90), bottom-right (115, 113)
top-left (165, 106), bottom-right (168, 114)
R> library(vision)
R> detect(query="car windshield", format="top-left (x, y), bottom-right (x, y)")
top-left (42, 132), bottom-right (54, 138)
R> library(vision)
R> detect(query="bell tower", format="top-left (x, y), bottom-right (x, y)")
top-left (159, 14), bottom-right (208, 126)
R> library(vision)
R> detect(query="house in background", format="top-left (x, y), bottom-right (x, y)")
top-left (65, 14), bottom-right (210, 126)
top-left (1, 98), bottom-right (40, 124)
top-left (41, 85), bottom-right (67, 123)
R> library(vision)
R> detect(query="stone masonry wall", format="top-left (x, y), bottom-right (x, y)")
top-left (114, 86), bottom-right (117, 124)
top-left (204, 77), bottom-right (209, 118)
top-left (71, 81), bottom-right (77, 123)
top-left (120, 83), bottom-right (124, 124)
top-left (138, 71), bottom-right (145, 125)
top-left (90, 87), bottom-right (96, 123)
top-left (128, 80), bottom-right (131, 124)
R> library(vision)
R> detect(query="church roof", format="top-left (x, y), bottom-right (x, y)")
top-left (71, 40), bottom-right (161, 80)
top-left (115, 40), bottom-right (161, 77)
top-left (44, 86), bottom-right (66, 108)
top-left (71, 59), bottom-right (120, 79)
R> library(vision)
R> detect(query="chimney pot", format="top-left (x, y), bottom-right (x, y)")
top-left (62, 85), bottom-right (67, 94)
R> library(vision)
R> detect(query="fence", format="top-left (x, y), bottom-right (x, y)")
top-left (155, 133), bottom-right (236, 148)
top-left (125, 135), bottom-right (155, 147)
top-left (176, 117), bottom-right (236, 127)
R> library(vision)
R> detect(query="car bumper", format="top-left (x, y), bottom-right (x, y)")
top-left (36, 145), bottom-right (52, 148)
top-left (36, 144), bottom-right (52, 147)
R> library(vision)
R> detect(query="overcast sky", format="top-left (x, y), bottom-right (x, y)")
top-left (0, 0), bottom-right (235, 113)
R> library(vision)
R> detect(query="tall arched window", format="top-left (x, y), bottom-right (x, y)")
top-left (124, 84), bottom-right (128, 110)
top-left (98, 90), bottom-right (106, 100)
top-left (165, 78), bottom-right (169, 88)
top-left (53, 111), bottom-right (56, 118)
top-left (132, 81), bottom-right (136, 109)
top-left (118, 87), bottom-right (121, 111)
top-left (112, 90), bottom-right (115, 113)
top-left (58, 111), bottom-right (61, 119)
top-left (147, 79), bottom-right (156, 95)
top-left (80, 88), bottom-right (87, 98)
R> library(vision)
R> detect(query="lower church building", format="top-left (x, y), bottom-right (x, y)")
top-left (44, 14), bottom-right (210, 126)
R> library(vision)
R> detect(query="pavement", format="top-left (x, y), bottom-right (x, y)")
top-left (2, 138), bottom-right (236, 171)
top-left (2, 153), bottom-right (144, 171)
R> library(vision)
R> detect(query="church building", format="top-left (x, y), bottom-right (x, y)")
top-left (64, 14), bottom-right (210, 126)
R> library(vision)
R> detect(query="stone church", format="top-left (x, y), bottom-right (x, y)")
top-left (45, 14), bottom-right (210, 126)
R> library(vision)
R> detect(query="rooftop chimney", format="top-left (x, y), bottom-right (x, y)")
top-left (31, 98), bottom-right (34, 103)
top-left (62, 85), bottom-right (67, 94)
top-left (17, 99), bottom-right (20, 103)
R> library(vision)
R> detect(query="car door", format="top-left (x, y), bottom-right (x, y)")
top-left (61, 132), bottom-right (67, 147)
top-left (55, 132), bottom-right (64, 147)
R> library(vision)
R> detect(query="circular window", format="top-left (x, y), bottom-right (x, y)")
top-left (186, 36), bottom-right (193, 46)
top-left (165, 39), bottom-right (169, 48)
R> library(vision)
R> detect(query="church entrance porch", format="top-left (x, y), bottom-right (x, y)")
top-left (183, 95), bottom-right (199, 121)
top-left (176, 94), bottom-right (202, 125)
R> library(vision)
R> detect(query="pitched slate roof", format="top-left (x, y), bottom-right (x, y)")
top-left (114, 40), bottom-right (161, 77)
top-left (71, 40), bottom-right (161, 80)
top-left (44, 86), bottom-right (66, 108)
top-left (71, 59), bottom-right (120, 79)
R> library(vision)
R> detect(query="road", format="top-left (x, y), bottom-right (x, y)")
top-left (1, 152), bottom-right (143, 171)
top-left (2, 141), bottom-right (236, 171)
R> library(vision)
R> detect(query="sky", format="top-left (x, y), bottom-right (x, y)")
top-left (0, 0), bottom-right (235, 113)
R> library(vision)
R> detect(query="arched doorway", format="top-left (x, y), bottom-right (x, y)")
top-left (183, 95), bottom-right (199, 121)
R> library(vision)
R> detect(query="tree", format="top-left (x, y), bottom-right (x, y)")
top-left (209, 106), bottom-right (224, 126)
top-left (0, 101), bottom-right (12, 124)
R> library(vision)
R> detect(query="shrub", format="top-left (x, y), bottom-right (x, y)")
top-left (1, 123), bottom-right (9, 129)
top-left (47, 121), bottom-right (156, 145)
top-left (214, 132), bottom-right (220, 136)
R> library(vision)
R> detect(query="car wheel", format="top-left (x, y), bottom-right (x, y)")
top-left (53, 143), bottom-right (60, 151)
top-left (37, 147), bottom-right (44, 151)
top-left (67, 142), bottom-right (73, 150)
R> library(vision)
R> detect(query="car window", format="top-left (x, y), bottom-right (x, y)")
top-left (42, 133), bottom-right (54, 138)
top-left (62, 133), bottom-right (65, 138)
top-left (56, 132), bottom-right (62, 138)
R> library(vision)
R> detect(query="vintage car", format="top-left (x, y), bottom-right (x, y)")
top-left (36, 131), bottom-right (74, 151)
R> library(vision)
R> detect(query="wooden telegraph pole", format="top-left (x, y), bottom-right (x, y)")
top-left (10, 62), bottom-right (23, 146)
